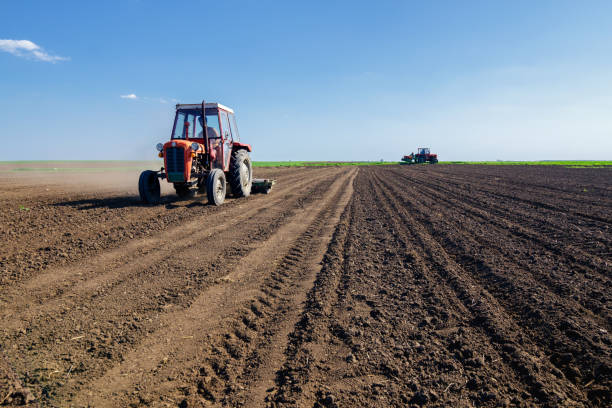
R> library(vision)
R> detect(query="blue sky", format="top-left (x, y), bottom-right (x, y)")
top-left (1, 0), bottom-right (611, 161)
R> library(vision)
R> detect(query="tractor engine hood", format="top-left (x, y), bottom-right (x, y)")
top-left (162, 140), bottom-right (200, 183)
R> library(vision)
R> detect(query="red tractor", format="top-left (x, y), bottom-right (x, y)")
top-left (138, 101), bottom-right (274, 206)
top-left (401, 147), bottom-right (438, 164)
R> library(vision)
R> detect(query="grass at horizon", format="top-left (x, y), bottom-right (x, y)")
top-left (252, 161), bottom-right (395, 167)
top-left (440, 160), bottom-right (612, 167)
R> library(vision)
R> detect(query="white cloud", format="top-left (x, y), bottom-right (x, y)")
top-left (121, 94), bottom-right (169, 103)
top-left (0, 39), bottom-right (68, 62)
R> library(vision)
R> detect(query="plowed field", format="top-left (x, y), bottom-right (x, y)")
top-left (0, 165), bottom-right (610, 407)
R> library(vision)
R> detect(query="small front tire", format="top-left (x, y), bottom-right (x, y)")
top-left (206, 169), bottom-right (226, 206)
top-left (138, 170), bottom-right (161, 204)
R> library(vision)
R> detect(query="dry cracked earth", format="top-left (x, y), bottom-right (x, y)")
top-left (0, 164), bottom-right (610, 407)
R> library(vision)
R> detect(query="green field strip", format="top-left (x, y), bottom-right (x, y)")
top-left (252, 161), bottom-right (396, 167)
top-left (439, 160), bottom-right (612, 167)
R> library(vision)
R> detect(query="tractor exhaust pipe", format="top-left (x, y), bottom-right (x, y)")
top-left (201, 100), bottom-right (209, 158)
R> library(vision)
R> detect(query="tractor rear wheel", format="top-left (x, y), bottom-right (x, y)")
top-left (174, 183), bottom-right (193, 199)
top-left (138, 170), bottom-right (161, 204)
top-left (229, 149), bottom-right (252, 198)
top-left (206, 169), bottom-right (226, 206)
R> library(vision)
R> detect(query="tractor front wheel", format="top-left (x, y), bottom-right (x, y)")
top-left (206, 169), bottom-right (226, 206)
top-left (138, 170), bottom-right (161, 204)
top-left (229, 149), bottom-right (252, 198)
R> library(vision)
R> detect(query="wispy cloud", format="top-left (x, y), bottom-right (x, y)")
top-left (120, 94), bottom-right (170, 103)
top-left (0, 39), bottom-right (68, 62)
top-left (120, 93), bottom-right (139, 100)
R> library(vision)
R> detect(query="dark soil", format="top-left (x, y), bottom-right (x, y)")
top-left (0, 164), bottom-right (609, 407)
top-left (269, 165), bottom-right (611, 407)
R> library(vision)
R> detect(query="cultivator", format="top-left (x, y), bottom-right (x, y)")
top-left (252, 178), bottom-right (275, 194)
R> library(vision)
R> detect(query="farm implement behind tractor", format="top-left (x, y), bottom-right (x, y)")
top-left (401, 147), bottom-right (438, 164)
top-left (139, 101), bottom-right (275, 206)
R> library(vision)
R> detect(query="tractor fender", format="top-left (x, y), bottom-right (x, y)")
top-left (232, 142), bottom-right (252, 152)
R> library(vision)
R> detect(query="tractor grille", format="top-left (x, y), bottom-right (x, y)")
top-left (165, 147), bottom-right (185, 182)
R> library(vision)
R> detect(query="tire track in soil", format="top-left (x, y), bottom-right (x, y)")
top-left (267, 183), bottom-right (359, 407)
top-left (0, 170), bottom-right (334, 338)
top-left (0, 167), bottom-right (349, 406)
top-left (0, 167), bottom-right (329, 289)
top-left (0, 169), bottom-right (336, 333)
top-left (70, 168), bottom-right (358, 407)
top-left (197, 168), bottom-right (357, 408)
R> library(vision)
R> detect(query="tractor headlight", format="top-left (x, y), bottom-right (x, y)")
top-left (191, 142), bottom-right (200, 152)
top-left (156, 143), bottom-right (163, 152)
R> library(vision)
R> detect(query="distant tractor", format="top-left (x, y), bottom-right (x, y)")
top-left (401, 147), bottom-right (438, 164)
top-left (138, 101), bottom-right (274, 206)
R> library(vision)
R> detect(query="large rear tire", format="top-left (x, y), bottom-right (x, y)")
top-left (138, 170), bottom-right (161, 204)
top-left (229, 149), bottom-right (252, 198)
top-left (206, 169), bottom-right (226, 206)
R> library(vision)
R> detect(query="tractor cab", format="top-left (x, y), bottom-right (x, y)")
top-left (171, 103), bottom-right (239, 141)
top-left (170, 103), bottom-right (241, 171)
top-left (414, 147), bottom-right (438, 164)
top-left (171, 109), bottom-right (220, 141)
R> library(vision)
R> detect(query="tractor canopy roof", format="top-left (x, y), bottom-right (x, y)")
top-left (176, 102), bottom-right (234, 114)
